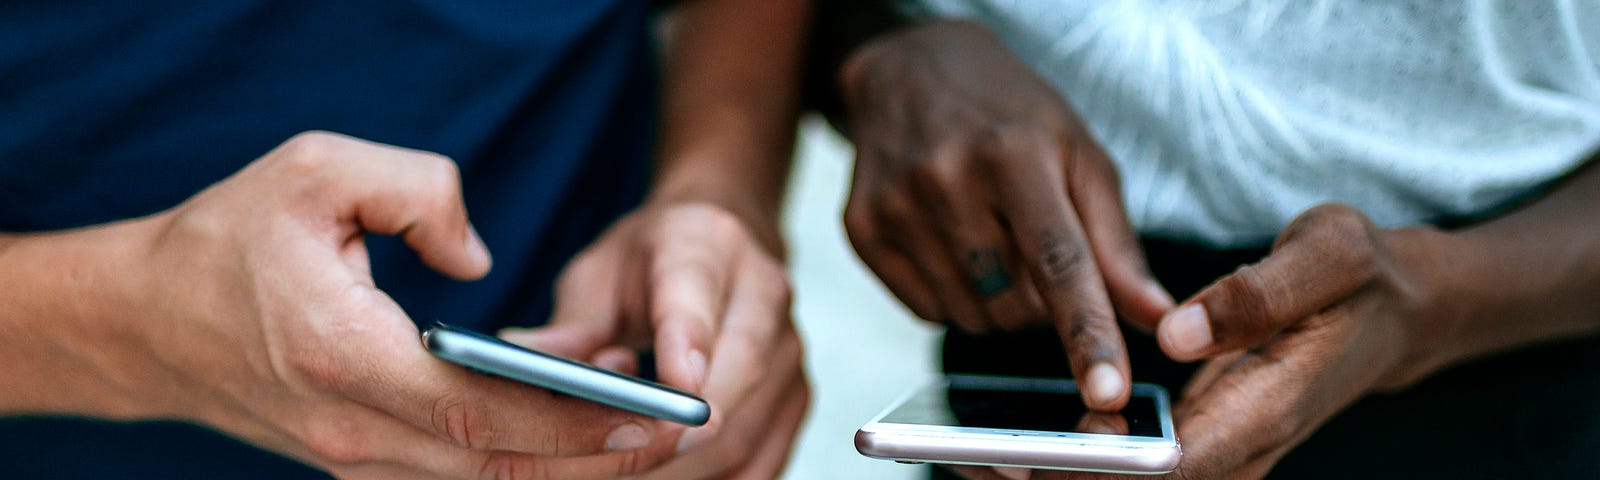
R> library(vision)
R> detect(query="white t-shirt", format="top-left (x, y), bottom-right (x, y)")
top-left (914, 0), bottom-right (1600, 247)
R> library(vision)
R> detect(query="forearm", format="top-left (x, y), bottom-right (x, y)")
top-left (1443, 153), bottom-right (1600, 360)
top-left (652, 0), bottom-right (810, 253)
top-left (0, 222), bottom-right (151, 417)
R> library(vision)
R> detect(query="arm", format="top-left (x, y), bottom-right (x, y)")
top-left (652, 0), bottom-right (809, 253)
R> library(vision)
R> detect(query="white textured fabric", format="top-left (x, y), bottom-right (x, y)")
top-left (914, 0), bottom-right (1600, 246)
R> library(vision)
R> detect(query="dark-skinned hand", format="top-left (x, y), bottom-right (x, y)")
top-left (839, 19), bottom-right (1174, 410)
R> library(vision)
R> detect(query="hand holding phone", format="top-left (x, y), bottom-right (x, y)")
top-left (423, 323), bottom-right (711, 426)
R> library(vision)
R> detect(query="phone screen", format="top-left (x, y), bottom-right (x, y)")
top-left (880, 376), bottom-right (1164, 438)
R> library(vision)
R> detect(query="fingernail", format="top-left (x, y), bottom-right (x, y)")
top-left (466, 224), bottom-right (492, 267)
top-left (1086, 363), bottom-right (1124, 408)
top-left (1162, 304), bottom-right (1213, 360)
top-left (676, 426), bottom-right (715, 453)
top-left (994, 466), bottom-right (1032, 480)
top-left (605, 423), bottom-right (650, 451)
top-left (687, 349), bottom-right (708, 392)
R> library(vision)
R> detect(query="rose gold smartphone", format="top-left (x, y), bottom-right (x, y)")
top-left (856, 375), bottom-right (1180, 475)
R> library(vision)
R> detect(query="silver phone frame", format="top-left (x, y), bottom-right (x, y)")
top-left (422, 324), bottom-right (710, 426)
top-left (856, 375), bottom-right (1180, 474)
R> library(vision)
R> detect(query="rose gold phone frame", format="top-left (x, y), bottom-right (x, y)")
top-left (855, 377), bottom-right (1180, 475)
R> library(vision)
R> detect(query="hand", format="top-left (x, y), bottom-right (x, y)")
top-left (500, 202), bottom-right (808, 479)
top-left (953, 204), bottom-right (1472, 480)
top-left (81, 132), bottom-right (678, 479)
top-left (838, 19), bottom-right (1172, 410)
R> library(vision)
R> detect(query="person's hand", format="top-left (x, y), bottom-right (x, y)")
top-left (92, 132), bottom-right (677, 479)
top-left (837, 19), bottom-right (1172, 410)
top-left (500, 202), bottom-right (808, 479)
top-left (953, 204), bottom-right (1476, 480)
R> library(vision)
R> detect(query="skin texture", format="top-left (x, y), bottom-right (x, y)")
top-left (839, 19), bottom-right (1175, 412)
top-left (0, 0), bottom-right (810, 478)
top-left (840, 20), bottom-right (1600, 480)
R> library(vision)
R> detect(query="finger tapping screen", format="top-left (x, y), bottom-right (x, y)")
top-left (880, 376), bottom-right (1164, 438)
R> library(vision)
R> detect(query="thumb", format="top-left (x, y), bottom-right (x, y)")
top-left (1158, 204), bottom-right (1378, 361)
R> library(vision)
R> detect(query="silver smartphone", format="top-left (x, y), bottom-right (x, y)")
top-left (422, 323), bottom-right (710, 426)
top-left (856, 375), bottom-right (1180, 474)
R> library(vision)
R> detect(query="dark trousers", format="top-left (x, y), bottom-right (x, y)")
top-left (934, 239), bottom-right (1600, 479)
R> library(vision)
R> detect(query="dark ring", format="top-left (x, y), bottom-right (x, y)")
top-left (966, 248), bottom-right (1013, 297)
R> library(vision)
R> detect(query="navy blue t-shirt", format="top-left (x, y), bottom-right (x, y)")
top-left (0, 1), bottom-right (654, 477)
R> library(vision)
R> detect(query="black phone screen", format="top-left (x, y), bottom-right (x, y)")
top-left (880, 376), bottom-right (1164, 438)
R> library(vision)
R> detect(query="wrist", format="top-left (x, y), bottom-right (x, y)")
top-left (646, 169), bottom-right (785, 257)
top-left (0, 218), bottom-right (160, 418)
top-left (1377, 226), bottom-right (1479, 386)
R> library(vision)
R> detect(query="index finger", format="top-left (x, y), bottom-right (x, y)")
top-left (979, 125), bottom-right (1130, 411)
top-left (645, 207), bottom-right (752, 396)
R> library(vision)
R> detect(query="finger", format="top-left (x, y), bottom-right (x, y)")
top-left (647, 219), bottom-right (743, 394)
top-left (1157, 204), bottom-right (1377, 361)
top-left (275, 401), bottom-right (670, 480)
top-left (673, 268), bottom-right (798, 454)
top-left (496, 252), bottom-right (622, 359)
top-left (497, 327), bottom-right (638, 374)
top-left (845, 203), bottom-right (946, 321)
top-left (589, 345), bottom-right (640, 375)
top-left (1075, 411), bottom-right (1130, 435)
top-left (1064, 143), bottom-right (1173, 330)
top-left (980, 125), bottom-right (1130, 411)
top-left (496, 322), bottom-right (609, 362)
top-left (642, 338), bottom-right (804, 479)
top-left (278, 131), bottom-right (492, 280)
top-left (945, 464), bottom-right (1024, 480)
top-left (908, 152), bottom-right (1048, 331)
top-left (846, 157), bottom-right (947, 322)
top-left (876, 187), bottom-right (991, 332)
top-left (333, 302), bottom-right (660, 457)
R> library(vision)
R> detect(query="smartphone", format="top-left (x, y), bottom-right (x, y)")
top-left (422, 323), bottom-right (710, 426)
top-left (856, 375), bottom-right (1180, 474)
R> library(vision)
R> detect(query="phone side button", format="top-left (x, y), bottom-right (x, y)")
top-left (895, 461), bottom-right (925, 465)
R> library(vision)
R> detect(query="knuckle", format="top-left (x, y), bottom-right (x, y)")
top-left (1034, 234), bottom-right (1090, 287)
top-left (977, 123), bottom-right (1049, 168)
top-left (1287, 203), bottom-right (1381, 278)
top-left (843, 202), bottom-right (880, 246)
top-left (287, 351), bottom-right (345, 392)
top-left (418, 153), bottom-right (464, 198)
top-left (300, 419), bottom-right (369, 467)
top-left (700, 205), bottom-right (749, 245)
top-left (872, 183), bottom-right (919, 223)
top-left (276, 131), bottom-right (343, 172)
top-left (1214, 265), bottom-right (1277, 336)
top-left (1286, 203), bottom-right (1369, 243)
top-left (906, 153), bottom-right (965, 197)
top-left (1065, 309), bottom-right (1117, 359)
top-left (478, 451), bottom-right (549, 480)
top-left (431, 394), bottom-right (497, 449)
top-left (751, 258), bottom-right (794, 308)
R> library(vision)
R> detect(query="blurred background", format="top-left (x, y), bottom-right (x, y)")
top-left (776, 117), bottom-right (942, 480)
